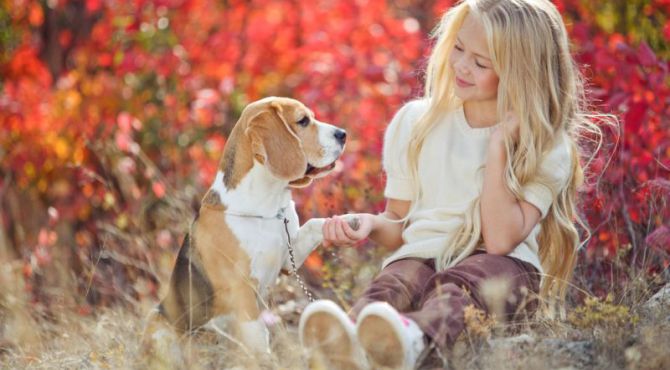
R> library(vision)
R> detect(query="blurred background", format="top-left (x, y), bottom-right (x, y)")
top-left (0, 0), bottom-right (669, 364)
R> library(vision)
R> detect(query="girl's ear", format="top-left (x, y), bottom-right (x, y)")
top-left (245, 107), bottom-right (308, 181)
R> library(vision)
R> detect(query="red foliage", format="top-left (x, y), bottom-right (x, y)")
top-left (0, 0), bottom-right (668, 309)
top-left (571, 24), bottom-right (670, 260)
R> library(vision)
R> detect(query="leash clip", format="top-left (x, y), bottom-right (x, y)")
top-left (275, 207), bottom-right (287, 220)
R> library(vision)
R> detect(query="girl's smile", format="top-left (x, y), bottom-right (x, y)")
top-left (455, 76), bottom-right (474, 88)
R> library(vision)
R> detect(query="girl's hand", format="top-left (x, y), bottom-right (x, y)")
top-left (322, 213), bottom-right (375, 248)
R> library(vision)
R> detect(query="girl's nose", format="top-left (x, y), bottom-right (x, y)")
top-left (453, 56), bottom-right (470, 76)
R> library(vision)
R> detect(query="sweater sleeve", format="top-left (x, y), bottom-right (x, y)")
top-left (382, 101), bottom-right (423, 201)
top-left (520, 133), bottom-right (573, 219)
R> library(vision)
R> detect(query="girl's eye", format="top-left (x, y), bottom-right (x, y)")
top-left (297, 116), bottom-right (310, 127)
top-left (454, 45), bottom-right (464, 52)
top-left (475, 61), bottom-right (487, 69)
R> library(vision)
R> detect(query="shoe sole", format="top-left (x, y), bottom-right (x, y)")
top-left (302, 311), bottom-right (361, 370)
top-left (357, 314), bottom-right (404, 369)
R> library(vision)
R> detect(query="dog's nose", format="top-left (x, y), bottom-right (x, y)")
top-left (334, 129), bottom-right (347, 145)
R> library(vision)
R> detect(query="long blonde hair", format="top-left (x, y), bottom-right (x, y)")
top-left (406, 0), bottom-right (606, 317)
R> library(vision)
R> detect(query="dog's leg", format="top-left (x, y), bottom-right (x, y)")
top-left (238, 316), bottom-right (270, 354)
top-left (204, 277), bottom-right (270, 355)
top-left (207, 313), bottom-right (269, 356)
top-left (286, 216), bottom-right (360, 269)
top-left (285, 218), bottom-right (324, 269)
top-left (235, 292), bottom-right (269, 354)
top-left (140, 306), bottom-right (186, 369)
top-left (225, 279), bottom-right (270, 354)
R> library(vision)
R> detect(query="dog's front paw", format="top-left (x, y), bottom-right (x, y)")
top-left (285, 218), bottom-right (326, 269)
top-left (298, 218), bottom-right (326, 246)
top-left (239, 319), bottom-right (271, 355)
top-left (301, 217), bottom-right (325, 232)
top-left (342, 215), bottom-right (361, 231)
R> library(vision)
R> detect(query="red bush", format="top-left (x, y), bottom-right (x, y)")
top-left (0, 0), bottom-right (668, 309)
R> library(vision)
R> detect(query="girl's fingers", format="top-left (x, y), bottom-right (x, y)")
top-left (322, 215), bottom-right (360, 247)
top-left (333, 217), bottom-right (352, 245)
top-left (325, 217), bottom-right (347, 246)
top-left (322, 218), bottom-right (334, 247)
top-left (328, 218), bottom-right (339, 243)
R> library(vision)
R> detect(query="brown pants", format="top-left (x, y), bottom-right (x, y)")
top-left (350, 251), bottom-right (540, 348)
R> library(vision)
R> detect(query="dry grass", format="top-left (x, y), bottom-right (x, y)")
top-left (1, 210), bottom-right (668, 369)
top-left (1, 271), bottom-right (669, 370)
top-left (0, 277), bottom-right (311, 370)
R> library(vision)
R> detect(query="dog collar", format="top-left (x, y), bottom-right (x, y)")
top-left (223, 206), bottom-right (287, 220)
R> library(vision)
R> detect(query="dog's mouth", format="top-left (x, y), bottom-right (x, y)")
top-left (305, 162), bottom-right (336, 177)
top-left (288, 162), bottom-right (337, 188)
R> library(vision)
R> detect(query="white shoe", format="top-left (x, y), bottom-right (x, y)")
top-left (299, 300), bottom-right (368, 370)
top-left (356, 302), bottom-right (426, 370)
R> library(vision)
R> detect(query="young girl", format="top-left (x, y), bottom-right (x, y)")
top-left (300, 0), bottom-right (600, 368)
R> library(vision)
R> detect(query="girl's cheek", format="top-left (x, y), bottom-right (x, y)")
top-left (473, 72), bottom-right (486, 88)
top-left (490, 75), bottom-right (500, 92)
top-left (448, 53), bottom-right (458, 71)
top-left (480, 72), bottom-right (499, 92)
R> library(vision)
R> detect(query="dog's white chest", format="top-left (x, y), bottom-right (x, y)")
top-left (225, 211), bottom-right (299, 296)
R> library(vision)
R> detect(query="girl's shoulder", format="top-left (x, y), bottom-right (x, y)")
top-left (383, 100), bottom-right (428, 150)
top-left (385, 99), bottom-right (426, 136)
top-left (536, 131), bottom-right (575, 183)
top-left (390, 99), bottom-right (461, 130)
top-left (395, 99), bottom-right (429, 122)
top-left (545, 131), bottom-right (572, 164)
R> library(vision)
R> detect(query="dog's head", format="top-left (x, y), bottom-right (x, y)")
top-left (241, 97), bottom-right (346, 188)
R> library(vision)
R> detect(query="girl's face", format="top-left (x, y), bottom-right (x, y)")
top-left (449, 14), bottom-right (499, 105)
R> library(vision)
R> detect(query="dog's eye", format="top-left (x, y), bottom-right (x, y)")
top-left (297, 116), bottom-right (310, 127)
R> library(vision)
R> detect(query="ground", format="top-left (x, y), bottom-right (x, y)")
top-left (1, 275), bottom-right (669, 370)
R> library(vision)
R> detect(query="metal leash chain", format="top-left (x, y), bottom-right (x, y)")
top-left (282, 217), bottom-right (359, 304)
top-left (283, 218), bottom-right (314, 302)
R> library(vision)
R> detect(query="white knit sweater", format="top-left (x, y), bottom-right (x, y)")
top-left (381, 100), bottom-right (572, 274)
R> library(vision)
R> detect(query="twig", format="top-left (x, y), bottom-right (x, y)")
top-left (621, 202), bottom-right (638, 260)
top-left (99, 248), bottom-right (156, 276)
top-left (206, 321), bottom-right (254, 360)
top-left (84, 240), bottom-right (105, 301)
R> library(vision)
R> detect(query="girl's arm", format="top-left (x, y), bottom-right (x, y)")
top-left (369, 198), bottom-right (410, 249)
top-left (322, 198), bottom-right (410, 250)
top-left (481, 129), bottom-right (542, 255)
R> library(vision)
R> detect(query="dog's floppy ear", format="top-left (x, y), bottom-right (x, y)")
top-left (245, 104), bottom-right (308, 181)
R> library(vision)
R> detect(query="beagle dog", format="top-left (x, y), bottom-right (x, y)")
top-left (143, 97), bottom-right (347, 354)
